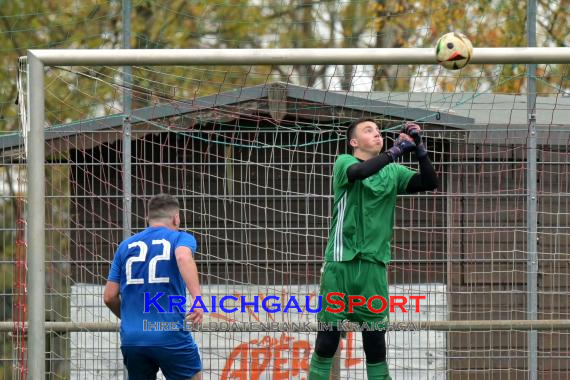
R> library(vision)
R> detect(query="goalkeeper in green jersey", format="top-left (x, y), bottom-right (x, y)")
top-left (308, 118), bottom-right (438, 380)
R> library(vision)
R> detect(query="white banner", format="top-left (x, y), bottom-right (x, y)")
top-left (71, 283), bottom-right (447, 379)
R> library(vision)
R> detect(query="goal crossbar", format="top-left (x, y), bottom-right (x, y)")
top-left (28, 47), bottom-right (570, 66)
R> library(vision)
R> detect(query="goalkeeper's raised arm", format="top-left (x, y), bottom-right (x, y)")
top-left (401, 122), bottom-right (438, 193)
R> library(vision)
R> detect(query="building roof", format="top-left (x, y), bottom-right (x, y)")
top-left (0, 82), bottom-right (473, 157)
top-left (3, 82), bottom-right (568, 157)
top-left (349, 91), bottom-right (570, 144)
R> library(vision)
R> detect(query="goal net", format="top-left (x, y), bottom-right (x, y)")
top-left (4, 58), bottom-right (570, 379)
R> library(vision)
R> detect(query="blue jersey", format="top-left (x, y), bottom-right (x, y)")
top-left (108, 226), bottom-right (198, 347)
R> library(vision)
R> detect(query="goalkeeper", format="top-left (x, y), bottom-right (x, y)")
top-left (308, 118), bottom-right (438, 380)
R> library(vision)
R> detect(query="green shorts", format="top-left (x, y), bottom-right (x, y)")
top-left (317, 259), bottom-right (389, 324)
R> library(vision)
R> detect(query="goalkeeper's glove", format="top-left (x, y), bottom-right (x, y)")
top-left (402, 122), bottom-right (428, 158)
top-left (387, 134), bottom-right (416, 161)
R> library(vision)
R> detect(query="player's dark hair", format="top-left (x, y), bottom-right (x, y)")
top-left (346, 117), bottom-right (378, 146)
top-left (147, 193), bottom-right (180, 221)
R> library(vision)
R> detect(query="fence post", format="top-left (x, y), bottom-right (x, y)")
top-left (526, 0), bottom-right (538, 378)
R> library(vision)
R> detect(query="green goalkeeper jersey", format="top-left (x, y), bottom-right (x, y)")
top-left (324, 154), bottom-right (416, 264)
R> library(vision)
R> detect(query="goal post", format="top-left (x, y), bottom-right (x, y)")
top-left (25, 47), bottom-right (570, 379)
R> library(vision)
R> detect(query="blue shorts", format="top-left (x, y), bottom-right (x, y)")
top-left (121, 344), bottom-right (202, 380)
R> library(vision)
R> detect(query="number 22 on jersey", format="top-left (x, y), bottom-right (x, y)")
top-left (125, 239), bottom-right (171, 285)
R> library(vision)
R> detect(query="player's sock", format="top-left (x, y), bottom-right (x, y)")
top-left (308, 352), bottom-right (333, 380)
top-left (366, 361), bottom-right (391, 380)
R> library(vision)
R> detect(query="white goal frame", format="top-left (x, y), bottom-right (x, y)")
top-left (25, 47), bottom-right (570, 379)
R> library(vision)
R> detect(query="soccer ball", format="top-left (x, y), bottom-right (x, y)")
top-left (435, 32), bottom-right (473, 70)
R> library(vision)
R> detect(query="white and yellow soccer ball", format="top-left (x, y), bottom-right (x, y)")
top-left (435, 32), bottom-right (473, 70)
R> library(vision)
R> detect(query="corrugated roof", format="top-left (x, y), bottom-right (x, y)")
top-left (0, 82), bottom-right (473, 155)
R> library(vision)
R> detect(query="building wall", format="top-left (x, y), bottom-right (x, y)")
top-left (69, 127), bottom-right (447, 287)
top-left (446, 143), bottom-right (570, 378)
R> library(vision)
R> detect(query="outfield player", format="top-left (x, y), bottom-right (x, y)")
top-left (309, 119), bottom-right (438, 379)
top-left (104, 193), bottom-right (203, 380)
